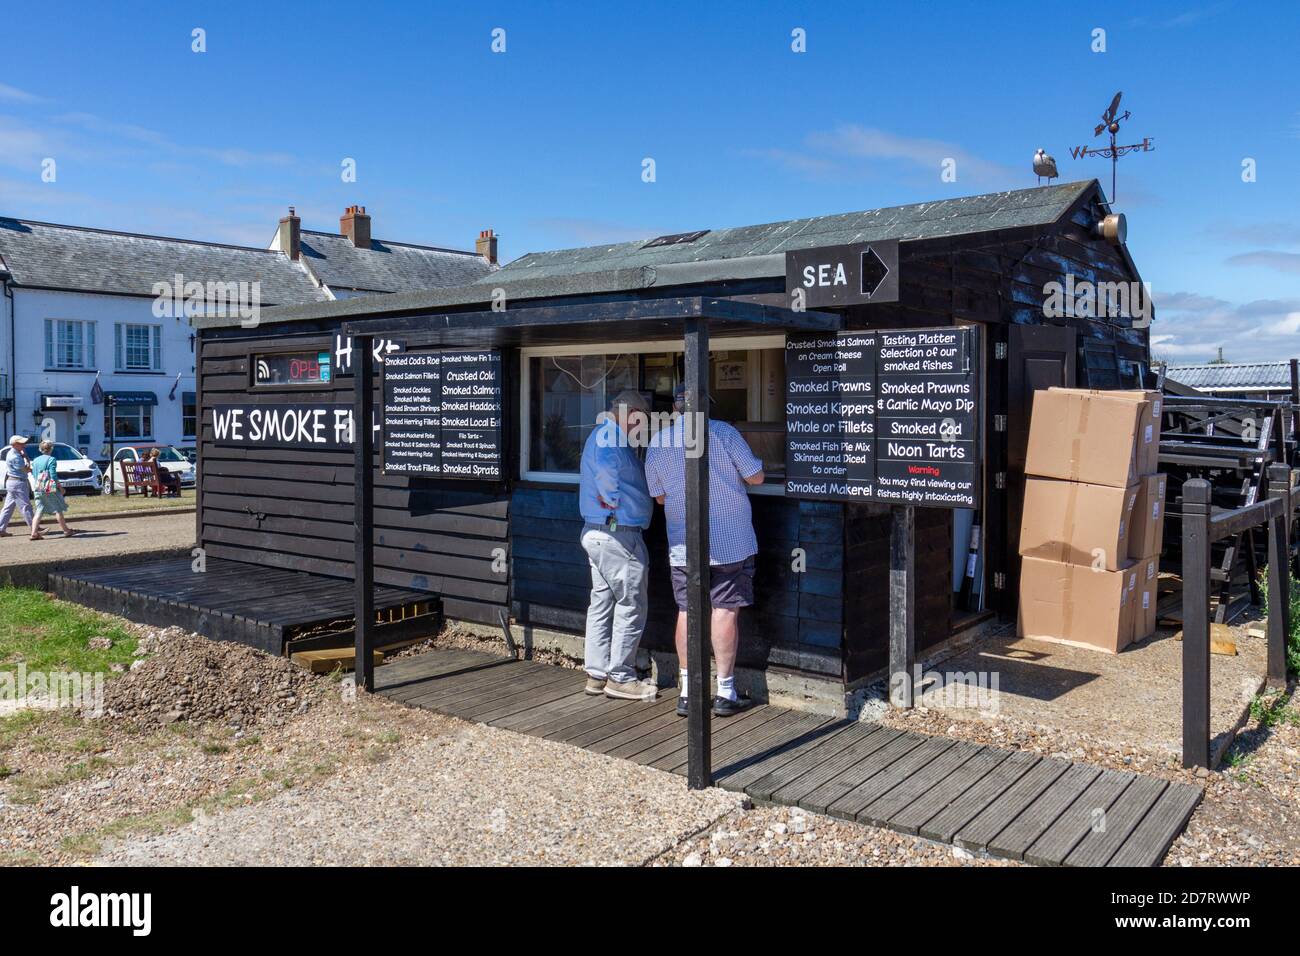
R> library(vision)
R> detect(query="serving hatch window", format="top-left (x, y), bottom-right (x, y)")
top-left (253, 350), bottom-right (332, 387)
top-left (521, 337), bottom-right (786, 481)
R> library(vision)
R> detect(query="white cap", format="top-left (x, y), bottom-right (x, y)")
top-left (8, 435), bottom-right (26, 445)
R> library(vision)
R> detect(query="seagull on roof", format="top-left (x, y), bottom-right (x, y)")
top-left (1033, 149), bottom-right (1059, 185)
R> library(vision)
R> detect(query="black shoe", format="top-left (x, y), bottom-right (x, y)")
top-left (712, 695), bottom-right (753, 718)
top-left (676, 697), bottom-right (689, 717)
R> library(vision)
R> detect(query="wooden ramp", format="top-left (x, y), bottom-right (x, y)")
top-left (52, 557), bottom-right (431, 655)
top-left (376, 648), bottom-right (1202, 867)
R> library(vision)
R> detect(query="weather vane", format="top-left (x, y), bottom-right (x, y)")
top-left (1068, 91), bottom-right (1154, 201)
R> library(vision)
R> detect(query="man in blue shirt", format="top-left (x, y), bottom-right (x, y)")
top-left (645, 386), bottom-right (765, 717)
top-left (578, 389), bottom-right (657, 701)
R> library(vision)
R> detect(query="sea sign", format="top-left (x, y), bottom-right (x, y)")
top-left (210, 403), bottom-right (378, 450)
top-left (785, 240), bottom-right (900, 308)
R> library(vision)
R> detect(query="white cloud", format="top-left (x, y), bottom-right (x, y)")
top-left (0, 83), bottom-right (42, 103)
top-left (751, 123), bottom-right (1015, 187)
top-left (1150, 290), bottom-right (1300, 363)
top-left (1226, 250), bottom-right (1300, 274)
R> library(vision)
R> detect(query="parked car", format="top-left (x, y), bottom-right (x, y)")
top-left (0, 439), bottom-right (103, 495)
top-left (107, 444), bottom-right (196, 492)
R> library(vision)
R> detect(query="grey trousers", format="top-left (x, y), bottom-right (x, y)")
top-left (0, 478), bottom-right (33, 531)
top-left (581, 523), bottom-right (648, 684)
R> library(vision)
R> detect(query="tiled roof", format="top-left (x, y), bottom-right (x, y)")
top-left (299, 230), bottom-right (495, 294)
top-left (495, 180), bottom-right (1095, 285)
top-left (1165, 362), bottom-right (1296, 392)
top-left (239, 181), bottom-right (1099, 329)
top-left (0, 217), bottom-right (326, 305)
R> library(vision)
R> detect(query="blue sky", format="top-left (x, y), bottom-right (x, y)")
top-left (2, 0), bottom-right (1297, 362)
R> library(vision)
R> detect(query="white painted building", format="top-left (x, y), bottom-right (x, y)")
top-left (0, 209), bottom-right (496, 462)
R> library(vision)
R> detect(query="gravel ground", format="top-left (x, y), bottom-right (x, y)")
top-left (99, 713), bottom-right (743, 866)
top-left (653, 804), bottom-right (1018, 867)
top-left (6, 606), bottom-right (1298, 867)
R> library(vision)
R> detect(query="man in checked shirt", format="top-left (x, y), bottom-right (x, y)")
top-left (645, 384), bottom-right (765, 718)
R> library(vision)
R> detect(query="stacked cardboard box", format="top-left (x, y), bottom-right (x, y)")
top-left (1018, 388), bottom-right (1166, 653)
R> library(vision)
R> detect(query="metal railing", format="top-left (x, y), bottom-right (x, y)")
top-left (1181, 463), bottom-right (1296, 768)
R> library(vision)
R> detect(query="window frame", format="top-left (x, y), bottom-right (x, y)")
top-left (105, 404), bottom-right (154, 441)
top-left (115, 322), bottom-right (164, 372)
top-left (518, 335), bottom-right (782, 484)
top-left (44, 318), bottom-right (96, 371)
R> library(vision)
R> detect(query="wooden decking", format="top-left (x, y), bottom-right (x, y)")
top-left (375, 648), bottom-right (1203, 867)
top-left (51, 557), bottom-right (430, 654)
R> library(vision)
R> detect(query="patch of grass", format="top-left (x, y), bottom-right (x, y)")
top-left (0, 765), bottom-right (15, 779)
top-left (57, 777), bottom-right (269, 861)
top-left (7, 755), bottom-right (113, 803)
top-left (200, 742), bottom-right (230, 755)
top-left (0, 710), bottom-right (47, 750)
top-left (0, 586), bottom-right (137, 677)
top-left (1249, 692), bottom-right (1299, 730)
top-left (42, 488), bottom-right (193, 520)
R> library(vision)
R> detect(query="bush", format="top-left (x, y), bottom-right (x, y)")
top-left (1258, 567), bottom-right (1300, 676)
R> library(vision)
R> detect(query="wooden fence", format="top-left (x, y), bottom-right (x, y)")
top-left (1182, 463), bottom-right (1296, 768)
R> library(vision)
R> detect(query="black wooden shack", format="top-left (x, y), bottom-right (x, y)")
top-left (58, 179), bottom-right (1153, 710)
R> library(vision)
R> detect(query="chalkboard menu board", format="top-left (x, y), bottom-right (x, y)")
top-left (785, 327), bottom-right (980, 508)
top-left (381, 349), bottom-right (503, 479)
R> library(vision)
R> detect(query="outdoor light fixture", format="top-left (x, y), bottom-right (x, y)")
top-left (32, 407), bottom-right (43, 427)
top-left (77, 408), bottom-right (88, 427)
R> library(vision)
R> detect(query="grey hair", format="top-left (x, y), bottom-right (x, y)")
top-left (39, 440), bottom-right (53, 454)
top-left (610, 389), bottom-right (650, 415)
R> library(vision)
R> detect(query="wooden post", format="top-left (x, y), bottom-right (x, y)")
top-left (1266, 464), bottom-right (1291, 690)
top-left (684, 316), bottom-right (711, 790)
top-left (353, 335), bottom-right (376, 691)
top-left (1181, 479), bottom-right (1212, 769)
top-left (889, 505), bottom-right (917, 708)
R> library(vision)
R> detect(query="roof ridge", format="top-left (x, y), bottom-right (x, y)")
top-left (300, 229), bottom-right (481, 257)
top-left (511, 180), bottom-right (1098, 261)
top-left (0, 216), bottom-right (285, 255)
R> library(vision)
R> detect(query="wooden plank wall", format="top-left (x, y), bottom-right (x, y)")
top-left (198, 328), bottom-right (510, 625)
top-left (510, 487), bottom-right (843, 678)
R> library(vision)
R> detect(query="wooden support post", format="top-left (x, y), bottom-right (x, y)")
top-left (684, 316), bottom-right (711, 790)
top-left (889, 505), bottom-right (918, 708)
top-left (1266, 464), bottom-right (1291, 690)
top-left (1182, 479), bottom-right (1212, 769)
top-left (353, 335), bottom-right (376, 692)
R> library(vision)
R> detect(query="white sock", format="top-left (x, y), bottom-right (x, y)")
top-left (679, 669), bottom-right (689, 698)
top-left (717, 675), bottom-right (737, 702)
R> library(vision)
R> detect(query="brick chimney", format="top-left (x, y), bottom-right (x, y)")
top-left (476, 229), bottom-right (498, 265)
top-left (278, 206), bottom-right (301, 261)
top-left (340, 205), bottom-right (371, 249)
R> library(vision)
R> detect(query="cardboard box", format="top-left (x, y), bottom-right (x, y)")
top-left (1107, 390), bottom-right (1162, 474)
top-left (1127, 473), bottom-right (1168, 561)
top-left (1019, 477), bottom-right (1138, 570)
top-left (1018, 556), bottom-right (1136, 653)
top-left (1129, 554), bottom-right (1160, 643)
top-left (1026, 389), bottom-right (1144, 487)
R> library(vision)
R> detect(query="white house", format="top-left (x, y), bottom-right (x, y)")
top-left (0, 209), bottom-right (496, 461)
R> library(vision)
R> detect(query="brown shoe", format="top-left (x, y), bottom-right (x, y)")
top-left (584, 677), bottom-right (607, 696)
top-left (605, 678), bottom-right (657, 701)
